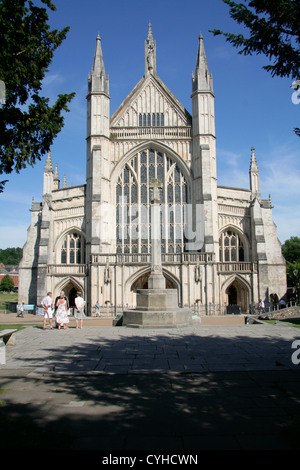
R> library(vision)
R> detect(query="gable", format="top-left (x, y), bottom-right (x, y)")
top-left (110, 74), bottom-right (192, 128)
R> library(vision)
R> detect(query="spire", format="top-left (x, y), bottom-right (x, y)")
top-left (145, 22), bottom-right (156, 76)
top-left (53, 162), bottom-right (60, 190)
top-left (250, 146), bottom-right (259, 172)
top-left (44, 151), bottom-right (53, 173)
top-left (88, 34), bottom-right (109, 94)
top-left (249, 146), bottom-right (260, 195)
top-left (192, 34), bottom-right (213, 93)
top-left (43, 151), bottom-right (53, 195)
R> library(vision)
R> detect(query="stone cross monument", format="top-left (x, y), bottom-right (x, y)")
top-left (148, 178), bottom-right (165, 290)
top-left (122, 178), bottom-right (192, 328)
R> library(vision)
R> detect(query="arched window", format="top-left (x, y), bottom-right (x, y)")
top-left (219, 230), bottom-right (245, 262)
top-left (116, 149), bottom-right (188, 254)
top-left (60, 232), bottom-right (86, 264)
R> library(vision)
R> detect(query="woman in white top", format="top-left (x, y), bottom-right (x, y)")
top-left (74, 291), bottom-right (85, 328)
top-left (42, 292), bottom-right (53, 330)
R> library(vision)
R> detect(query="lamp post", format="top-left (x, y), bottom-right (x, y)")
top-left (293, 269), bottom-right (298, 305)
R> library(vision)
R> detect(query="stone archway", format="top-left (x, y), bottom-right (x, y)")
top-left (126, 268), bottom-right (179, 308)
top-left (131, 271), bottom-right (176, 290)
top-left (55, 279), bottom-right (84, 310)
top-left (224, 278), bottom-right (250, 313)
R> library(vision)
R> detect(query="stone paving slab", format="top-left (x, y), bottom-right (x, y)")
top-left (0, 321), bottom-right (300, 450)
top-left (2, 321), bottom-right (300, 374)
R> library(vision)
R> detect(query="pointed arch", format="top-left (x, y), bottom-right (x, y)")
top-left (221, 274), bottom-right (251, 313)
top-left (113, 142), bottom-right (193, 255)
top-left (219, 225), bottom-right (249, 262)
top-left (55, 228), bottom-right (86, 265)
top-left (54, 277), bottom-right (85, 308)
top-left (125, 266), bottom-right (179, 293)
top-left (110, 140), bottom-right (192, 189)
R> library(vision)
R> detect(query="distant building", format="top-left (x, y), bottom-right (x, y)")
top-left (19, 25), bottom-right (286, 315)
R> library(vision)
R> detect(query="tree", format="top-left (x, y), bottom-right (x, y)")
top-left (0, 0), bottom-right (75, 192)
top-left (282, 236), bottom-right (300, 288)
top-left (0, 248), bottom-right (23, 265)
top-left (282, 236), bottom-right (300, 263)
top-left (0, 274), bottom-right (15, 292)
top-left (210, 0), bottom-right (300, 136)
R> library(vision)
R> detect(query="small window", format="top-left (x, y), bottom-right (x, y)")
top-left (139, 113), bottom-right (164, 127)
top-left (60, 232), bottom-right (85, 264)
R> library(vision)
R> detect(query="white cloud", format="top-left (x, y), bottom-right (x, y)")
top-left (260, 149), bottom-right (300, 200)
top-left (216, 143), bottom-right (300, 243)
top-left (43, 73), bottom-right (65, 87)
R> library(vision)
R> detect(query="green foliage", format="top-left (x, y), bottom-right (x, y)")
top-left (282, 236), bottom-right (300, 287)
top-left (0, 247), bottom-right (23, 265)
top-left (282, 236), bottom-right (300, 263)
top-left (0, 0), bottom-right (75, 191)
top-left (210, 0), bottom-right (300, 136)
top-left (0, 274), bottom-right (15, 292)
top-left (286, 261), bottom-right (300, 287)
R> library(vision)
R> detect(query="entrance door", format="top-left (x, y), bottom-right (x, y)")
top-left (227, 285), bottom-right (237, 305)
top-left (225, 279), bottom-right (249, 314)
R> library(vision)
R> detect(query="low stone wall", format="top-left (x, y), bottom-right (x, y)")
top-left (199, 315), bottom-right (246, 326)
top-left (258, 305), bottom-right (300, 321)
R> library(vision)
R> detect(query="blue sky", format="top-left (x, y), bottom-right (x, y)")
top-left (0, 0), bottom-right (299, 249)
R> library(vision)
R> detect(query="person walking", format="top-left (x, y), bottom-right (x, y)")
top-left (17, 302), bottom-right (24, 317)
top-left (55, 291), bottom-right (69, 329)
top-left (41, 292), bottom-right (53, 329)
top-left (74, 291), bottom-right (85, 328)
top-left (258, 299), bottom-right (265, 314)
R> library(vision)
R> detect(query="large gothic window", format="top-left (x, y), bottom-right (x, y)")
top-left (60, 232), bottom-right (86, 264)
top-left (116, 149), bottom-right (188, 254)
top-left (219, 230), bottom-right (245, 262)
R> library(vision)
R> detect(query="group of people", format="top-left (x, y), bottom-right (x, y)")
top-left (41, 290), bottom-right (85, 330)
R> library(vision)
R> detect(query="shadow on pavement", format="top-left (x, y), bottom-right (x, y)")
top-left (0, 331), bottom-right (300, 450)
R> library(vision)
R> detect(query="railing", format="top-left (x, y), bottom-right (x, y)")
top-left (217, 262), bottom-right (257, 273)
top-left (91, 252), bottom-right (215, 265)
top-left (46, 259), bottom-right (256, 274)
top-left (110, 126), bottom-right (192, 140)
top-left (47, 264), bottom-right (87, 276)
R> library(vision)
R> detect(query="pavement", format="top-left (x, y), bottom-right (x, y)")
top-left (0, 315), bottom-right (300, 451)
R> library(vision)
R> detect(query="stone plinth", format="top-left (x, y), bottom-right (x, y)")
top-left (123, 288), bottom-right (192, 328)
top-left (136, 288), bottom-right (178, 310)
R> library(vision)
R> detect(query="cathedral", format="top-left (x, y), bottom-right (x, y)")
top-left (18, 25), bottom-right (287, 316)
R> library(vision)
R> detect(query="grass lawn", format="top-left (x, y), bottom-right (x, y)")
top-left (263, 318), bottom-right (300, 328)
top-left (0, 292), bottom-right (18, 311)
top-left (0, 324), bottom-right (25, 331)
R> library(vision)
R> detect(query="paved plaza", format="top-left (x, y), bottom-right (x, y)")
top-left (1, 319), bottom-right (300, 450)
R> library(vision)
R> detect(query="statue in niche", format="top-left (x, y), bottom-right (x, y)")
top-left (147, 43), bottom-right (154, 70)
top-left (104, 258), bottom-right (111, 284)
top-left (194, 262), bottom-right (201, 283)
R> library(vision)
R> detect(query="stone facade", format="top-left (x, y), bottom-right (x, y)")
top-left (18, 25), bottom-right (287, 316)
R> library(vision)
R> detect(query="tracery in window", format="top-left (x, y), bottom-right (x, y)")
top-left (139, 113), bottom-right (164, 127)
top-left (60, 232), bottom-right (86, 264)
top-left (219, 230), bottom-right (245, 262)
top-left (116, 149), bottom-right (188, 254)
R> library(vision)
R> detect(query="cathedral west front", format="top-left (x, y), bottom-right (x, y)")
top-left (18, 25), bottom-right (287, 317)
